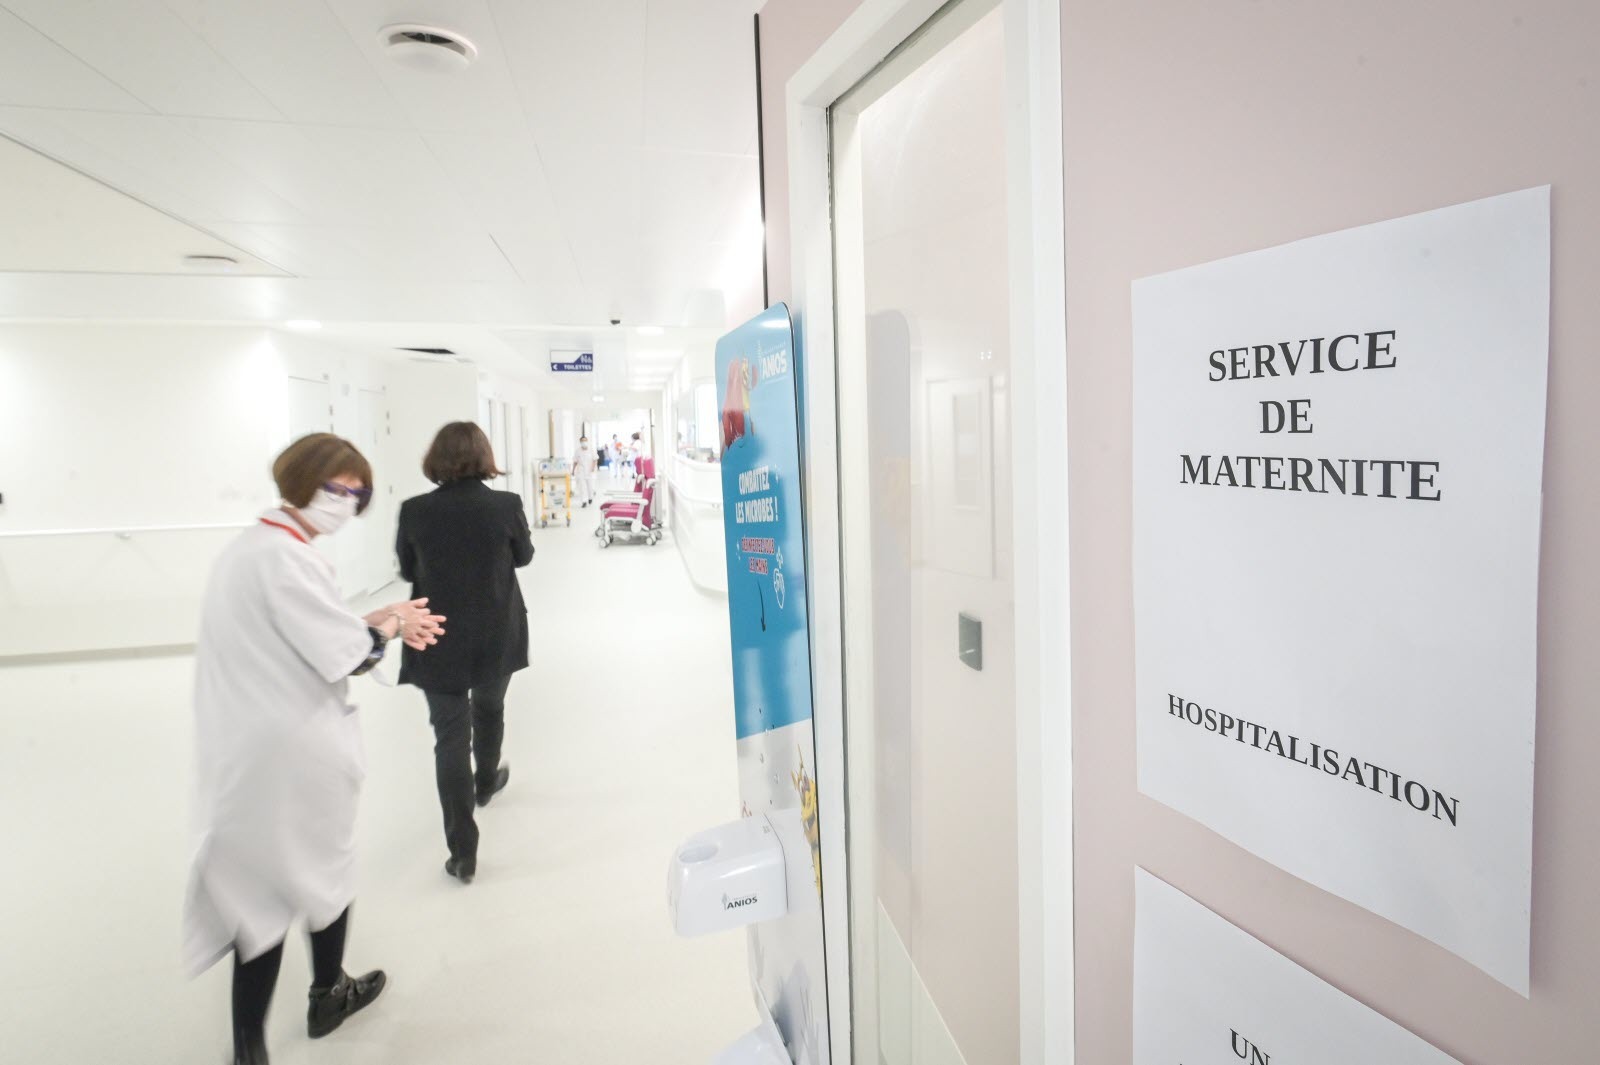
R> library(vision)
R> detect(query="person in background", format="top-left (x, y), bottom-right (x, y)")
top-left (571, 433), bottom-right (598, 508)
top-left (609, 433), bottom-right (626, 484)
top-left (629, 431), bottom-right (646, 471)
top-left (184, 433), bottom-right (446, 1065)
top-left (396, 422), bottom-right (534, 885)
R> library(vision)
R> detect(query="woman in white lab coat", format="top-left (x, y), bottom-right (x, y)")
top-left (183, 433), bottom-right (446, 1065)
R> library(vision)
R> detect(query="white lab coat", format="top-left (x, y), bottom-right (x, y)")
top-left (182, 511), bottom-right (375, 975)
top-left (571, 444), bottom-right (598, 503)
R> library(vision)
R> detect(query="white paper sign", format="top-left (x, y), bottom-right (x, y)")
top-left (1133, 187), bottom-right (1549, 993)
top-left (1135, 868), bottom-right (1463, 1065)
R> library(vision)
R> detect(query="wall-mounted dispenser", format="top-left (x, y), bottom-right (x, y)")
top-left (668, 814), bottom-right (788, 937)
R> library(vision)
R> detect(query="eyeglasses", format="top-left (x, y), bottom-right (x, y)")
top-left (322, 482), bottom-right (373, 504)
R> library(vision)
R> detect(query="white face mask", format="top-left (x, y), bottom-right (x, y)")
top-left (299, 489), bottom-right (358, 536)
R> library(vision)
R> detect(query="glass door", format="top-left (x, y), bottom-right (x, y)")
top-left (829, 3), bottom-right (1018, 1063)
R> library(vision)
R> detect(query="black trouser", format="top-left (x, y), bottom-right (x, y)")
top-left (424, 674), bottom-right (512, 865)
top-left (231, 907), bottom-right (349, 1057)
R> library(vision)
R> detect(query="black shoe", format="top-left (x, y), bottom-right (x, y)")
top-left (307, 969), bottom-right (385, 1038)
top-left (475, 765), bottom-right (510, 808)
top-left (445, 856), bottom-right (476, 883)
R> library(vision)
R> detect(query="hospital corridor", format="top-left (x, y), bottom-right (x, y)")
top-left (3, 1), bottom-right (1599, 1064)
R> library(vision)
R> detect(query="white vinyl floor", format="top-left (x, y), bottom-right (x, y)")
top-left (0, 516), bottom-right (749, 1064)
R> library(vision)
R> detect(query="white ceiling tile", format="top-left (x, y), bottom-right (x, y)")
top-left (482, 225), bottom-right (581, 291)
top-left (538, 142), bottom-right (643, 278)
top-left (570, 236), bottom-right (643, 304)
top-left (340, 223), bottom-right (519, 284)
top-left (186, 121), bottom-right (471, 228)
top-left (206, 222), bottom-right (377, 280)
top-left (421, 129), bottom-right (577, 287)
top-left (211, 220), bottom-right (521, 285)
top-left (184, 120), bottom-right (345, 220)
top-left (0, 5), bottom-right (149, 112)
top-left (2, 0), bottom-right (282, 120)
top-left (492, 0), bottom-right (648, 146)
top-left (299, 125), bottom-right (475, 224)
top-left (163, 0), bottom-right (404, 127)
top-left (0, 135), bottom-right (284, 275)
top-left (642, 0), bottom-right (758, 155)
top-left (0, 109), bottom-right (307, 227)
top-left (639, 149), bottom-right (758, 249)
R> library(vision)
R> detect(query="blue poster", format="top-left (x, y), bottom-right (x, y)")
top-left (716, 303), bottom-right (829, 1064)
top-left (717, 303), bottom-right (815, 740)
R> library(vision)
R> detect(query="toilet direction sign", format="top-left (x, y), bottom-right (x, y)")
top-left (550, 351), bottom-right (593, 373)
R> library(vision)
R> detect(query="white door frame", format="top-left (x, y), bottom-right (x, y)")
top-left (785, 1), bottom-right (1072, 1062)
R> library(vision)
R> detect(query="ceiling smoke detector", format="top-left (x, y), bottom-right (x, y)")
top-left (379, 24), bottom-right (479, 71)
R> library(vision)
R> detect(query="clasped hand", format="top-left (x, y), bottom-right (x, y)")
top-left (367, 598), bottom-right (447, 651)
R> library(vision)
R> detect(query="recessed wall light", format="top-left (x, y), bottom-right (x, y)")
top-left (285, 320), bottom-right (322, 331)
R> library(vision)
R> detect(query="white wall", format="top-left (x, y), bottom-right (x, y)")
top-left (663, 343), bottom-right (728, 593)
top-left (0, 324), bottom-right (478, 656)
top-left (0, 324), bottom-right (283, 532)
top-left (386, 360), bottom-right (481, 507)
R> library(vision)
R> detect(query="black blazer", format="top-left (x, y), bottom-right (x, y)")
top-left (396, 479), bottom-right (534, 692)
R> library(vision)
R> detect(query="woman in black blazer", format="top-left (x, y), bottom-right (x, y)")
top-left (396, 422), bottom-right (534, 884)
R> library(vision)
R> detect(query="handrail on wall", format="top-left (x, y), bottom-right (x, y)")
top-left (667, 476), bottom-right (724, 509)
top-left (0, 522), bottom-right (253, 540)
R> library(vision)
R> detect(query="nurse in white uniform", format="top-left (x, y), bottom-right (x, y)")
top-left (571, 434), bottom-right (598, 507)
top-left (183, 433), bottom-right (446, 1065)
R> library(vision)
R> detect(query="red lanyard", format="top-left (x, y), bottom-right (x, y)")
top-left (259, 517), bottom-right (309, 544)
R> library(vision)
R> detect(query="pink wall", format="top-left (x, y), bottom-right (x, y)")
top-left (1064, 1), bottom-right (1600, 1062)
top-left (759, 0), bottom-right (1600, 1062)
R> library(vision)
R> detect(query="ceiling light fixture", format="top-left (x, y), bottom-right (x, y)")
top-left (379, 24), bottom-right (479, 71)
top-left (181, 254), bottom-right (239, 272)
top-left (635, 325), bottom-right (664, 337)
top-left (285, 319), bottom-right (322, 331)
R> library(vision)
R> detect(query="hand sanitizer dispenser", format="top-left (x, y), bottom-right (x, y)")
top-left (668, 815), bottom-right (788, 937)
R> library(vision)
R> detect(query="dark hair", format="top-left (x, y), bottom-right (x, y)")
top-left (273, 433), bottom-right (374, 514)
top-left (423, 421), bottom-right (503, 484)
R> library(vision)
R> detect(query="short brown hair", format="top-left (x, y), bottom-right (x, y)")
top-left (273, 433), bottom-right (374, 514)
top-left (423, 421), bottom-right (502, 484)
